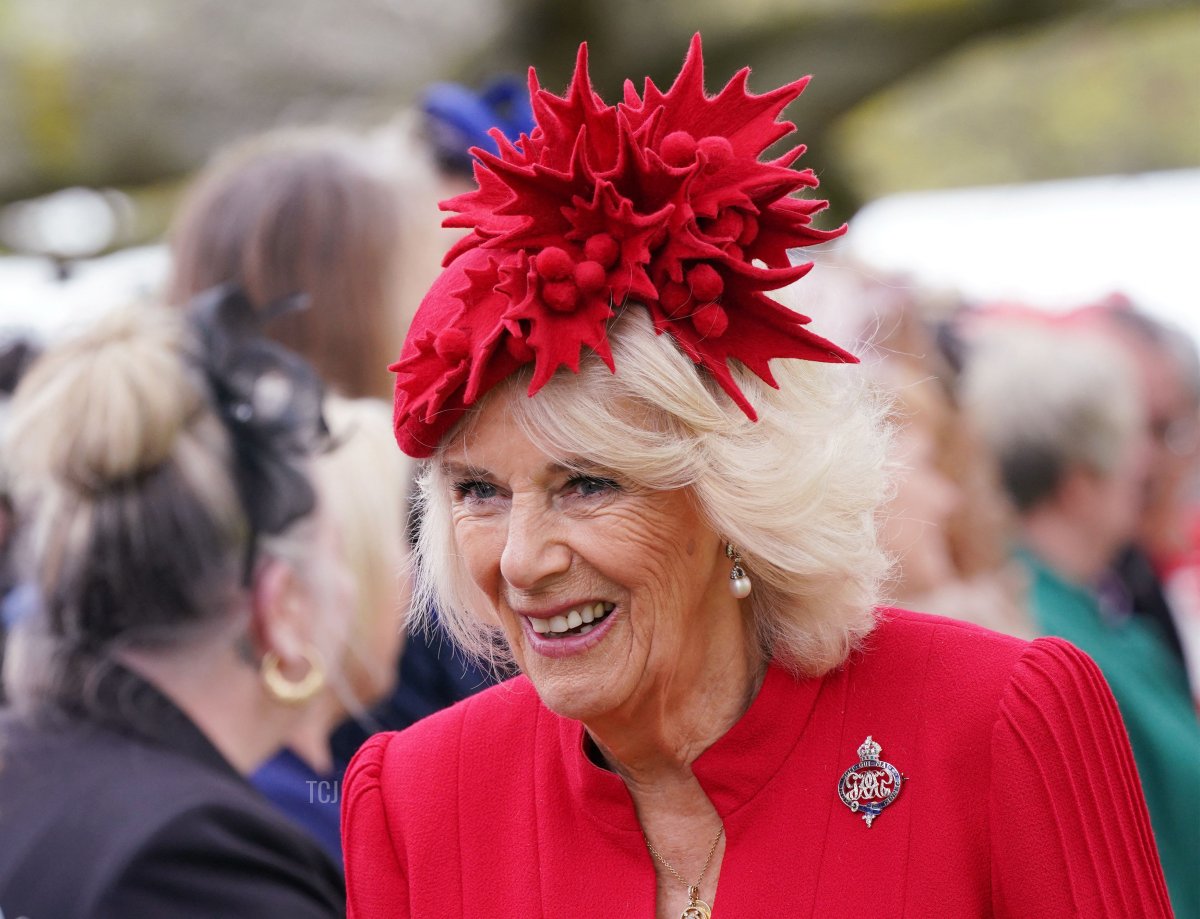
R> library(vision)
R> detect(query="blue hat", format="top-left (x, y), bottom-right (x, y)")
top-left (420, 76), bottom-right (535, 175)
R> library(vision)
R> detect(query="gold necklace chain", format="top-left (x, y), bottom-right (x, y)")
top-left (643, 824), bottom-right (724, 916)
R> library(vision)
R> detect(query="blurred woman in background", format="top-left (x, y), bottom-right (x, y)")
top-left (0, 293), bottom-right (347, 918)
top-left (168, 123), bottom-right (493, 757)
top-left (798, 266), bottom-right (1032, 636)
top-left (168, 127), bottom-right (409, 399)
top-left (252, 395), bottom-right (413, 865)
top-left (872, 312), bottom-right (1033, 638)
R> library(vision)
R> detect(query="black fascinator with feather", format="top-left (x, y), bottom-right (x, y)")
top-left (187, 285), bottom-right (329, 580)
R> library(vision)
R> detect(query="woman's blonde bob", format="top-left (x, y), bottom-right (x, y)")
top-left (412, 307), bottom-right (893, 677)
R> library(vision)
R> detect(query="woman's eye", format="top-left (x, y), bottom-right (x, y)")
top-left (567, 475), bottom-right (620, 498)
top-left (453, 479), bottom-right (499, 501)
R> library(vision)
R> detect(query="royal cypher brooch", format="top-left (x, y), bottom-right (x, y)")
top-left (837, 736), bottom-right (903, 827)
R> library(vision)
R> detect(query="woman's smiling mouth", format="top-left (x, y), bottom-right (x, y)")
top-left (527, 601), bottom-right (616, 637)
top-left (519, 601), bottom-right (620, 657)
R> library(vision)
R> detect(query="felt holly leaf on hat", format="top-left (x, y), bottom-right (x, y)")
top-left (392, 33), bottom-right (854, 458)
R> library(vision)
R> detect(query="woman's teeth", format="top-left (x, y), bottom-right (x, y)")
top-left (529, 602), bottom-right (615, 637)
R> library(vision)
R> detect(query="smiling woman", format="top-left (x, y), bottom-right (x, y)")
top-left (341, 35), bottom-right (1173, 919)
top-left (416, 307), bottom-right (888, 688)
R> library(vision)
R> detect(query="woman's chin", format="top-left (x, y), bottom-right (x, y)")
top-left (514, 627), bottom-right (631, 723)
top-left (529, 678), bottom-right (620, 723)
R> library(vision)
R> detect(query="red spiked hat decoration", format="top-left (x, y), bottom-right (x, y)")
top-left (393, 34), bottom-right (854, 457)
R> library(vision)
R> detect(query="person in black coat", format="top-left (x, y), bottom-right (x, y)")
top-left (0, 667), bottom-right (342, 918)
top-left (0, 292), bottom-right (347, 918)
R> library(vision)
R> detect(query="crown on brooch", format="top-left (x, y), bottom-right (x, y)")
top-left (858, 736), bottom-right (882, 762)
top-left (392, 33), bottom-right (855, 458)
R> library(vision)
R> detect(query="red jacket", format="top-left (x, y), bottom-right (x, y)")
top-left (343, 609), bottom-right (1171, 917)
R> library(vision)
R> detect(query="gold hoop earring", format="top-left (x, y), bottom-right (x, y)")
top-left (261, 647), bottom-right (326, 704)
top-left (725, 543), bottom-right (752, 599)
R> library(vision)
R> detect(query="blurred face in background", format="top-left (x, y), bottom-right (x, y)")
top-left (312, 398), bottom-right (413, 709)
top-left (880, 419), bottom-right (962, 600)
top-left (291, 488), bottom-right (360, 677)
top-left (1090, 314), bottom-right (1200, 559)
top-left (1077, 435), bottom-right (1152, 565)
top-left (344, 538), bottom-right (409, 705)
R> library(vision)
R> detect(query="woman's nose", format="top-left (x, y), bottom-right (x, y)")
top-left (499, 499), bottom-right (572, 590)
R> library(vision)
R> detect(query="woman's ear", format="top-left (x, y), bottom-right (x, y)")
top-left (248, 556), bottom-right (311, 664)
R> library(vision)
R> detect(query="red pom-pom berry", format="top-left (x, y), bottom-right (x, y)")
top-left (542, 280), bottom-right (579, 312)
top-left (686, 263), bottom-right (724, 302)
top-left (658, 281), bottom-right (692, 318)
top-left (583, 233), bottom-right (621, 269)
top-left (705, 209), bottom-right (744, 242)
top-left (692, 302), bottom-right (729, 338)
top-left (660, 131), bottom-right (698, 167)
top-left (574, 260), bottom-right (606, 293)
top-left (535, 246), bottom-right (575, 281)
top-left (434, 328), bottom-right (471, 361)
top-left (698, 135), bottom-right (734, 173)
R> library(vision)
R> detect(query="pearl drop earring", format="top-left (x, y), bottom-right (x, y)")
top-left (726, 543), bottom-right (752, 599)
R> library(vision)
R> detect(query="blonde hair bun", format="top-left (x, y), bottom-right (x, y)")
top-left (7, 306), bottom-right (202, 495)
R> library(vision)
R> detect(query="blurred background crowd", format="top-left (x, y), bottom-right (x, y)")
top-left (1, 0), bottom-right (1199, 915)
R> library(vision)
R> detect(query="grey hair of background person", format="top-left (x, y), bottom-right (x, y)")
top-left (960, 326), bottom-right (1144, 514)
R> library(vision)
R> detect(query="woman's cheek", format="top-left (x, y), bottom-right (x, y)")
top-left (455, 519), bottom-right (505, 593)
top-left (450, 523), bottom-right (508, 629)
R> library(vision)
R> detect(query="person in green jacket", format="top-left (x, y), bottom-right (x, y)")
top-left (963, 320), bottom-right (1200, 918)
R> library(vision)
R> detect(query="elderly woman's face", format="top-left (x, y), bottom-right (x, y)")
top-left (441, 395), bottom-right (738, 722)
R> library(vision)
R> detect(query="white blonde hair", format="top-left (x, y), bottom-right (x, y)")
top-left (315, 396), bottom-right (413, 703)
top-left (412, 307), bottom-right (892, 677)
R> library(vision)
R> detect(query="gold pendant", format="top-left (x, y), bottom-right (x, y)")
top-left (681, 888), bottom-right (713, 919)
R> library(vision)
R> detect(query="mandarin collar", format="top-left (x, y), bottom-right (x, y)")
top-left (553, 661), bottom-right (824, 833)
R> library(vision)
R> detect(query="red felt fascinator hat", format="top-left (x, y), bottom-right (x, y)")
top-left (392, 34), bottom-right (854, 458)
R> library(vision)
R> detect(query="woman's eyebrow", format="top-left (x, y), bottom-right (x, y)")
top-left (552, 457), bottom-right (612, 475)
top-left (440, 460), bottom-right (492, 479)
top-left (441, 458), bottom-right (607, 482)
